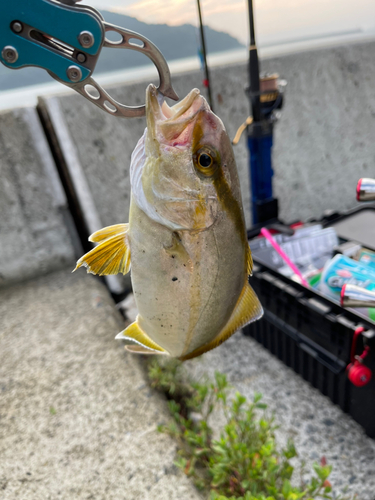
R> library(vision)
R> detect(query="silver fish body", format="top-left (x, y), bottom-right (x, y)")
top-left (75, 84), bottom-right (262, 360)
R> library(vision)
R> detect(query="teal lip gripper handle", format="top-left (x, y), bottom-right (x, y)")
top-left (0, 0), bottom-right (178, 117)
top-left (0, 0), bottom-right (104, 84)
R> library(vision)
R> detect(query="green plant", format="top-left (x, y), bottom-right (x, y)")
top-left (148, 359), bottom-right (354, 500)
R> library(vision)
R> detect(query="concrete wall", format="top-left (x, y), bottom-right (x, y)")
top-left (0, 107), bottom-right (77, 287)
top-left (45, 39), bottom-right (375, 232)
top-left (208, 38), bottom-right (375, 223)
top-left (2, 38), bottom-right (375, 288)
top-left (262, 40), bottom-right (375, 223)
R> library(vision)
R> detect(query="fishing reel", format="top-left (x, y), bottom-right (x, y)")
top-left (341, 289), bottom-right (374, 387)
top-left (347, 353), bottom-right (372, 387)
top-left (346, 326), bottom-right (373, 388)
top-left (246, 73), bottom-right (287, 122)
top-left (233, 73), bottom-right (286, 145)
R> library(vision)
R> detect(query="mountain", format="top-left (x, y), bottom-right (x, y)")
top-left (0, 11), bottom-right (243, 91)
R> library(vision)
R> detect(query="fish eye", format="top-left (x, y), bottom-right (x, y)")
top-left (198, 153), bottom-right (213, 168)
top-left (193, 147), bottom-right (219, 177)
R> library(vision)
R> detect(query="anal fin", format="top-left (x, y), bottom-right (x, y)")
top-left (116, 318), bottom-right (167, 354)
top-left (74, 224), bottom-right (130, 276)
top-left (180, 282), bottom-right (263, 361)
top-left (125, 345), bottom-right (167, 355)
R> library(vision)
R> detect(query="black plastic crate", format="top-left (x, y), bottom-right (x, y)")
top-left (244, 260), bottom-right (375, 438)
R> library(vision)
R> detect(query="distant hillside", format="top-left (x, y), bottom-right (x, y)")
top-left (0, 12), bottom-right (243, 91)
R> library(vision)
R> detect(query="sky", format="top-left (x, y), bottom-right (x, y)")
top-left (86, 0), bottom-right (375, 45)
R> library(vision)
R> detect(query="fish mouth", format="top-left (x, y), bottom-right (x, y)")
top-left (146, 84), bottom-right (209, 145)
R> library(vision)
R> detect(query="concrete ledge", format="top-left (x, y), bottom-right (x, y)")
top-left (0, 270), bottom-right (200, 500)
top-left (38, 96), bottom-right (131, 295)
top-left (0, 107), bottom-right (78, 288)
top-left (41, 39), bottom-right (375, 233)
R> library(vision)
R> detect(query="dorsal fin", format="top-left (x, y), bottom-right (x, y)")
top-left (180, 281), bottom-right (263, 361)
top-left (74, 224), bottom-right (130, 276)
top-left (116, 318), bottom-right (166, 353)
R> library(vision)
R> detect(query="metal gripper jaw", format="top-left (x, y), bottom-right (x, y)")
top-left (74, 23), bottom-right (179, 118)
top-left (0, 0), bottom-right (178, 118)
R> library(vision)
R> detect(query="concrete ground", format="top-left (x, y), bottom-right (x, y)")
top-left (0, 270), bottom-right (201, 500)
top-left (2, 38), bottom-right (375, 500)
top-left (122, 294), bottom-right (375, 500)
top-left (2, 275), bottom-right (375, 500)
top-left (185, 334), bottom-right (375, 500)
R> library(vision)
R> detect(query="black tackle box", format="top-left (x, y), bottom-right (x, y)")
top-left (244, 205), bottom-right (375, 438)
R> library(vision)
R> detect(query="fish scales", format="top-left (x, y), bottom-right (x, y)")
top-left (75, 84), bottom-right (263, 359)
top-left (129, 201), bottom-right (245, 357)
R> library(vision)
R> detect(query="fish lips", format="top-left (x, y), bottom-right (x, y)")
top-left (143, 85), bottom-right (220, 232)
top-left (146, 84), bottom-right (210, 147)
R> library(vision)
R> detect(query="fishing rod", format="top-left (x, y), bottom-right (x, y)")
top-left (245, 0), bottom-right (286, 226)
top-left (248, 0), bottom-right (261, 122)
top-left (196, 0), bottom-right (214, 111)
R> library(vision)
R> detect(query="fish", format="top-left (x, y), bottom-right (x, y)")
top-left (74, 84), bottom-right (263, 360)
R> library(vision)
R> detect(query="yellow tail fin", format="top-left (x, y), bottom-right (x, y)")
top-left (74, 224), bottom-right (130, 276)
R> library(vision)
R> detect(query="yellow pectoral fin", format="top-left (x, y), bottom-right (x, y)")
top-left (180, 282), bottom-right (263, 361)
top-left (74, 225), bottom-right (130, 276)
top-left (115, 318), bottom-right (166, 353)
top-left (89, 224), bottom-right (129, 243)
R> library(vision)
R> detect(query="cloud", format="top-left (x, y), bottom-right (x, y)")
top-left (113, 0), bottom-right (245, 27)
top-left (88, 0), bottom-right (375, 46)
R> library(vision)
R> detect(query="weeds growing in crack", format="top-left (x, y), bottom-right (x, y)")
top-left (147, 358), bottom-right (355, 500)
